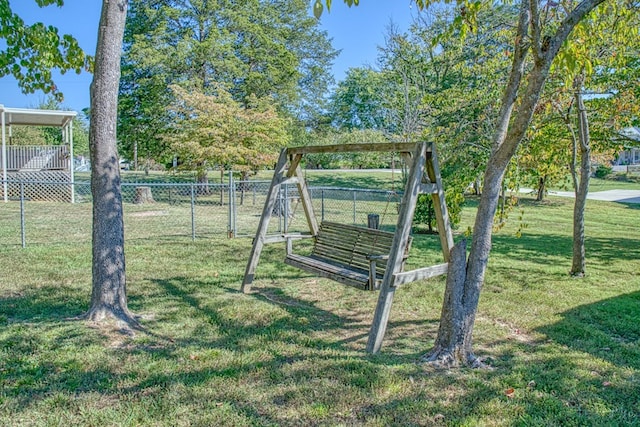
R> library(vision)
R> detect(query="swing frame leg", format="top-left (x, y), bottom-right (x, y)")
top-left (367, 143), bottom-right (427, 353)
top-left (241, 149), bottom-right (289, 293)
top-left (242, 151), bottom-right (318, 292)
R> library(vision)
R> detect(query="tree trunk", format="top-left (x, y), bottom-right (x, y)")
top-left (570, 75), bottom-right (590, 277)
top-left (240, 171), bottom-right (249, 206)
top-left (196, 169), bottom-right (210, 195)
top-left (536, 175), bottom-right (547, 201)
top-left (133, 140), bottom-right (138, 170)
top-left (425, 0), bottom-right (605, 367)
top-left (85, 0), bottom-right (137, 326)
top-left (423, 240), bottom-right (483, 366)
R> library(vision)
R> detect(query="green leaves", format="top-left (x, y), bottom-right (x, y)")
top-left (166, 85), bottom-right (290, 172)
top-left (0, 0), bottom-right (90, 102)
top-left (313, 0), bottom-right (324, 19)
top-left (119, 0), bottom-right (336, 165)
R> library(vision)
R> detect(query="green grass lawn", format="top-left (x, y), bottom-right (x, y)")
top-left (1, 191), bottom-right (639, 426)
top-left (589, 175), bottom-right (640, 192)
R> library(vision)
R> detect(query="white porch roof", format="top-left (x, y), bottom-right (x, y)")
top-left (0, 104), bottom-right (77, 127)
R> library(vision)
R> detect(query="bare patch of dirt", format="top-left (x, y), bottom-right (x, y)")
top-left (480, 315), bottom-right (538, 344)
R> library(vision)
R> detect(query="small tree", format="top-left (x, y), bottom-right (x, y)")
top-left (166, 85), bottom-right (290, 184)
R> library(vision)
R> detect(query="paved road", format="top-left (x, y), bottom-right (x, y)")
top-left (522, 188), bottom-right (640, 204)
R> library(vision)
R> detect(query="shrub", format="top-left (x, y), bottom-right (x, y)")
top-left (594, 164), bottom-right (612, 179)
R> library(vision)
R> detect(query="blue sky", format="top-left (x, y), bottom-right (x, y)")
top-left (1, 0), bottom-right (419, 113)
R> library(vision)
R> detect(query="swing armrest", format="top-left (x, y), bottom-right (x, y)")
top-left (284, 232), bottom-right (314, 255)
top-left (366, 254), bottom-right (388, 291)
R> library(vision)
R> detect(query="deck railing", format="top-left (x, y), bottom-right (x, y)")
top-left (2, 145), bottom-right (69, 171)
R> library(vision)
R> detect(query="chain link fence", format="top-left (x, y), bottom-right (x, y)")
top-left (0, 177), bottom-right (402, 247)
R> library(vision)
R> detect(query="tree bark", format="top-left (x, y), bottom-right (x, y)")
top-left (536, 175), bottom-right (547, 201)
top-left (85, 0), bottom-right (137, 326)
top-left (570, 74), bottom-right (590, 277)
top-left (133, 186), bottom-right (154, 204)
top-left (423, 240), bottom-right (483, 367)
top-left (425, 0), bottom-right (607, 367)
top-left (196, 168), bottom-right (210, 195)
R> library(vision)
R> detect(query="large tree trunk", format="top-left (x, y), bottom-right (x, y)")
top-left (423, 240), bottom-right (482, 366)
top-left (425, 0), bottom-right (606, 367)
top-left (85, 0), bottom-right (137, 326)
top-left (570, 74), bottom-right (590, 277)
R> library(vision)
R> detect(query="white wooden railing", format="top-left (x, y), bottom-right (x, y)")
top-left (4, 145), bottom-right (69, 171)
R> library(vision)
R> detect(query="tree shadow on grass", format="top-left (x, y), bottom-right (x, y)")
top-left (150, 276), bottom-right (435, 359)
top-left (490, 232), bottom-right (640, 266)
top-left (115, 276), bottom-right (441, 424)
top-left (356, 289), bottom-right (640, 425)
top-left (0, 285), bottom-right (128, 413)
top-left (537, 291), bottom-right (640, 370)
top-left (3, 278), bottom-right (639, 424)
top-left (0, 284), bottom-right (86, 323)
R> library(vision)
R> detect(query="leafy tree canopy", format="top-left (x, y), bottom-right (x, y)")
top-left (0, 0), bottom-right (89, 102)
top-left (119, 0), bottom-right (337, 166)
top-left (166, 85), bottom-right (290, 175)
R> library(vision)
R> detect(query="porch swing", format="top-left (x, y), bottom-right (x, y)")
top-left (241, 141), bottom-right (454, 353)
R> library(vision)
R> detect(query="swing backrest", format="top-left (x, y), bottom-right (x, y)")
top-left (311, 222), bottom-right (411, 277)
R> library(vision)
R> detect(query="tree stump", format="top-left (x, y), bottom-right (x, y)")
top-left (133, 186), bottom-right (154, 204)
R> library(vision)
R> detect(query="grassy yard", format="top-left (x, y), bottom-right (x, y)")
top-left (1, 191), bottom-right (639, 425)
top-left (589, 175), bottom-right (640, 192)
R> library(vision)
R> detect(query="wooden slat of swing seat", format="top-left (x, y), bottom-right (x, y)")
top-left (285, 254), bottom-right (372, 290)
top-left (284, 221), bottom-right (411, 290)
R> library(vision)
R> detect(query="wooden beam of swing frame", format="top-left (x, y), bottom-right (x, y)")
top-left (287, 142), bottom-right (428, 155)
top-left (392, 263), bottom-right (449, 288)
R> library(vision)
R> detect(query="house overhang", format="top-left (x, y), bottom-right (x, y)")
top-left (0, 104), bottom-right (77, 128)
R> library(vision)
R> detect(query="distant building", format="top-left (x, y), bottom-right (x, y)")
top-left (614, 127), bottom-right (640, 166)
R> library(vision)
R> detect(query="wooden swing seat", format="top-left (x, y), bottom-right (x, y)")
top-left (284, 221), bottom-right (411, 290)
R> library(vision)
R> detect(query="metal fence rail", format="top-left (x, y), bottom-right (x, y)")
top-left (0, 177), bottom-right (402, 247)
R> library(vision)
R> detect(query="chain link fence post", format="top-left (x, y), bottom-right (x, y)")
top-left (227, 171), bottom-right (235, 238)
top-left (353, 190), bottom-right (357, 224)
top-left (20, 182), bottom-right (26, 248)
top-left (190, 184), bottom-right (196, 241)
top-left (283, 183), bottom-right (289, 233)
top-left (233, 174), bottom-right (237, 237)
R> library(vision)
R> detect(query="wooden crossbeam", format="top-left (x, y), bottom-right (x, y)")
top-left (393, 263), bottom-right (448, 288)
top-left (287, 142), bottom-right (428, 155)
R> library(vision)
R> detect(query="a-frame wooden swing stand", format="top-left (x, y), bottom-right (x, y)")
top-left (242, 142), bottom-right (454, 353)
